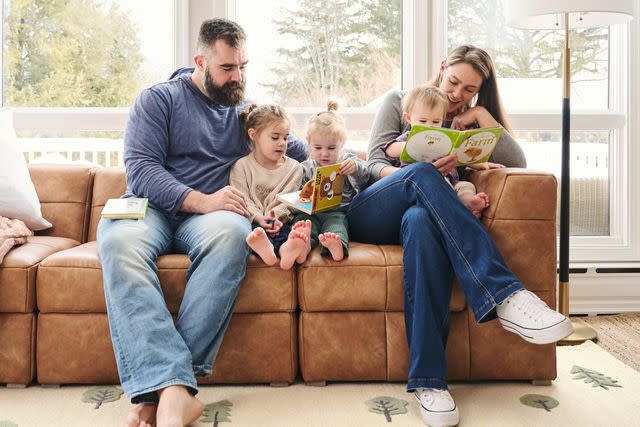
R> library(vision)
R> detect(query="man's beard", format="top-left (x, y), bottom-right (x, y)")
top-left (203, 66), bottom-right (245, 107)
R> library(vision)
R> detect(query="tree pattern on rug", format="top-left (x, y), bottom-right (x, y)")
top-left (519, 394), bottom-right (559, 412)
top-left (0, 421), bottom-right (18, 427)
top-left (81, 386), bottom-right (124, 409)
top-left (365, 396), bottom-right (408, 422)
top-left (570, 365), bottom-right (622, 390)
top-left (201, 400), bottom-right (232, 426)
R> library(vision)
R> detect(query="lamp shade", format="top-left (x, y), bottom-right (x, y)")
top-left (505, 0), bottom-right (634, 29)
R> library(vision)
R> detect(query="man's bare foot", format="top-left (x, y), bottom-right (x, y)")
top-left (246, 227), bottom-right (277, 265)
top-left (127, 403), bottom-right (157, 427)
top-left (464, 192), bottom-right (490, 218)
top-left (279, 229), bottom-right (308, 270)
top-left (292, 220), bottom-right (312, 263)
top-left (156, 386), bottom-right (203, 427)
top-left (319, 232), bottom-right (344, 261)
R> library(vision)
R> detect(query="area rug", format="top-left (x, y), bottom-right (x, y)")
top-left (1, 341), bottom-right (638, 426)
top-left (576, 312), bottom-right (640, 372)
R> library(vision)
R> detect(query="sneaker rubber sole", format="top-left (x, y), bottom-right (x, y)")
top-left (498, 315), bottom-right (574, 344)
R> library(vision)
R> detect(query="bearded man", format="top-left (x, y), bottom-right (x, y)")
top-left (97, 19), bottom-right (304, 427)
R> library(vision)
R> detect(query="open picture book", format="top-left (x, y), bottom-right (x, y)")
top-left (101, 197), bottom-right (149, 219)
top-left (277, 164), bottom-right (344, 214)
top-left (399, 125), bottom-right (503, 166)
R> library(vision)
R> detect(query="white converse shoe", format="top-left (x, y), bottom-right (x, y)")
top-left (414, 388), bottom-right (459, 426)
top-left (496, 289), bottom-right (573, 344)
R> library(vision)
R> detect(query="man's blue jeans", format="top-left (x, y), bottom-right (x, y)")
top-left (97, 207), bottom-right (251, 401)
top-left (347, 163), bottom-right (523, 391)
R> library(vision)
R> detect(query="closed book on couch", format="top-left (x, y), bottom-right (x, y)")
top-left (101, 198), bottom-right (148, 219)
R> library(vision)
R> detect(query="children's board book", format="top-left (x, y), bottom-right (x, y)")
top-left (277, 164), bottom-right (344, 214)
top-left (399, 125), bottom-right (503, 166)
top-left (101, 198), bottom-right (149, 219)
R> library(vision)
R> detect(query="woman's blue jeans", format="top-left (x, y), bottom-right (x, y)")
top-left (97, 207), bottom-right (251, 401)
top-left (347, 163), bottom-right (523, 391)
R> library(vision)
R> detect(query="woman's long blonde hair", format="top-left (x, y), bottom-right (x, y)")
top-left (428, 45), bottom-right (512, 133)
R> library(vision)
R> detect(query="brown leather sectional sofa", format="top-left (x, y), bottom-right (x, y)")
top-left (1, 164), bottom-right (558, 387)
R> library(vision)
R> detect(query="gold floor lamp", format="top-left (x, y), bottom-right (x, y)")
top-left (504, 1), bottom-right (634, 344)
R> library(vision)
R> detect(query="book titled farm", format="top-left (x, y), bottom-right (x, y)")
top-left (400, 125), bottom-right (503, 166)
top-left (101, 198), bottom-right (149, 219)
top-left (277, 164), bottom-right (344, 214)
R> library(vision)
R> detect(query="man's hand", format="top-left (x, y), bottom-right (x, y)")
top-left (182, 186), bottom-right (250, 216)
top-left (339, 158), bottom-right (357, 176)
top-left (433, 154), bottom-right (458, 176)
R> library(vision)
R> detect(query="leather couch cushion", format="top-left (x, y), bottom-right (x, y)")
top-left (0, 236), bottom-right (78, 312)
top-left (29, 164), bottom-right (94, 243)
top-left (37, 242), bottom-right (296, 313)
top-left (37, 312), bottom-right (297, 385)
top-left (87, 168), bottom-right (126, 242)
top-left (298, 243), bottom-right (466, 313)
top-left (0, 312), bottom-right (36, 384)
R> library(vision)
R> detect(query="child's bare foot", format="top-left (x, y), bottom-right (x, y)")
top-left (246, 227), bottom-right (277, 265)
top-left (464, 192), bottom-right (490, 218)
top-left (127, 403), bottom-right (157, 427)
top-left (156, 385), bottom-right (203, 427)
top-left (279, 229), bottom-right (308, 270)
top-left (319, 232), bottom-right (344, 261)
top-left (292, 220), bottom-right (312, 263)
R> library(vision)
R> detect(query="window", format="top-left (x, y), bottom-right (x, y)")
top-left (2, 0), bottom-right (175, 108)
top-left (230, 0), bottom-right (402, 144)
top-left (445, 0), bottom-right (637, 262)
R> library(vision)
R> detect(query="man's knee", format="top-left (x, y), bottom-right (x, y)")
top-left (97, 219), bottom-right (157, 258)
top-left (200, 211), bottom-right (251, 248)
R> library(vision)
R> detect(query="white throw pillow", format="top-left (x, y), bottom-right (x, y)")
top-left (0, 112), bottom-right (52, 231)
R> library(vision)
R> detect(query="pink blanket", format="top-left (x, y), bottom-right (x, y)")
top-left (0, 216), bottom-right (33, 265)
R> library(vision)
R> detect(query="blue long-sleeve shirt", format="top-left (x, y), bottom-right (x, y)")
top-left (123, 69), bottom-right (307, 218)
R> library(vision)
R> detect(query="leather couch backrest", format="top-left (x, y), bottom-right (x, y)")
top-left (28, 164), bottom-right (94, 243)
top-left (88, 168), bottom-right (127, 241)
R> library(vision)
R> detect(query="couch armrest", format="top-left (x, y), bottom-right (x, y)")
top-left (469, 168), bottom-right (558, 294)
top-left (468, 168), bottom-right (557, 221)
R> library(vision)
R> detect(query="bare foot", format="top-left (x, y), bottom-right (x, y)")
top-left (292, 220), bottom-right (312, 263)
top-left (279, 229), bottom-right (308, 270)
top-left (156, 386), bottom-right (203, 427)
top-left (319, 232), bottom-right (344, 261)
top-left (127, 403), bottom-right (157, 427)
top-left (464, 192), bottom-right (490, 217)
top-left (246, 227), bottom-right (277, 265)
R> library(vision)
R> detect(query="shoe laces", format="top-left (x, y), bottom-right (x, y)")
top-left (417, 388), bottom-right (452, 405)
top-left (504, 290), bottom-right (549, 320)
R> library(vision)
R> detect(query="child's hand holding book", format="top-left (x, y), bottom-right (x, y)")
top-left (339, 158), bottom-right (357, 176)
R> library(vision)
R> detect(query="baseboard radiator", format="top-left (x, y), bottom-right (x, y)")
top-left (566, 268), bottom-right (640, 315)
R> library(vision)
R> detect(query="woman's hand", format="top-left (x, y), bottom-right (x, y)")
top-left (450, 106), bottom-right (499, 130)
top-left (433, 154), bottom-right (458, 176)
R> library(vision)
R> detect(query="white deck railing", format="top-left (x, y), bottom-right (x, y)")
top-left (20, 138), bottom-right (124, 167)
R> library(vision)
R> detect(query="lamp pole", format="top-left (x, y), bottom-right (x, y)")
top-left (558, 13), bottom-right (596, 345)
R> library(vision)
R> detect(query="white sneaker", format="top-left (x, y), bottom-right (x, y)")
top-left (496, 289), bottom-right (573, 344)
top-left (414, 388), bottom-right (459, 426)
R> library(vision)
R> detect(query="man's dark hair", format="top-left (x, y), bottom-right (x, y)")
top-left (197, 18), bottom-right (246, 53)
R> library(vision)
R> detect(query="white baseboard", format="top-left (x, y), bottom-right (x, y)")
top-left (568, 269), bottom-right (640, 315)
